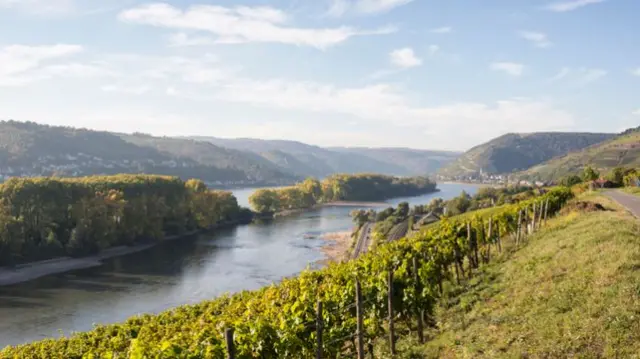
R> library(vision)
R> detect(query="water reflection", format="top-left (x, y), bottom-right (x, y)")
top-left (0, 183), bottom-right (479, 347)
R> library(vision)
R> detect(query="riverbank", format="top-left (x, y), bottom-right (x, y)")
top-left (271, 201), bottom-right (390, 219)
top-left (0, 231), bottom-right (199, 286)
top-left (319, 231), bottom-right (353, 265)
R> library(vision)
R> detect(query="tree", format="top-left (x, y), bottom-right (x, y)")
top-left (249, 189), bottom-right (281, 214)
top-left (583, 166), bottom-right (600, 182)
top-left (376, 207), bottom-right (395, 222)
top-left (395, 202), bottom-right (410, 219)
top-left (560, 175), bottom-right (582, 187)
top-left (350, 209), bottom-right (369, 227)
top-left (427, 198), bottom-right (445, 215)
top-left (445, 191), bottom-right (471, 216)
top-left (607, 167), bottom-right (637, 187)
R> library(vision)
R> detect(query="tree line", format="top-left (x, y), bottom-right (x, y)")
top-left (559, 165), bottom-right (640, 188)
top-left (0, 175), bottom-right (250, 266)
top-left (249, 174), bottom-right (437, 214)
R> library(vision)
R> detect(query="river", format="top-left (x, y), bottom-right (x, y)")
top-left (0, 183), bottom-right (480, 348)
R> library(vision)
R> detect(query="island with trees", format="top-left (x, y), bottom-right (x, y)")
top-left (248, 174), bottom-right (437, 215)
top-left (0, 175), bottom-right (251, 266)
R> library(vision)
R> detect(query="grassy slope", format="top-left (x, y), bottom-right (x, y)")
top-left (391, 194), bottom-right (640, 358)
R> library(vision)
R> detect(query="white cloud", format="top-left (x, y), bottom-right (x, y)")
top-left (327, 0), bottom-right (350, 17)
top-left (633, 109), bottom-right (640, 116)
top-left (0, 44), bottom-right (89, 85)
top-left (631, 68), bottom-right (640, 76)
top-left (103, 53), bottom-right (235, 85)
top-left (390, 48), bottom-right (422, 68)
top-left (204, 78), bottom-right (574, 149)
top-left (101, 84), bottom-right (150, 95)
top-left (428, 45), bottom-right (439, 55)
top-left (98, 53), bottom-right (572, 143)
top-left (519, 31), bottom-right (552, 48)
top-left (0, 0), bottom-right (121, 16)
top-left (549, 67), bottom-right (571, 81)
top-left (119, 3), bottom-right (396, 49)
top-left (490, 62), bottom-right (524, 77)
top-left (548, 67), bottom-right (607, 85)
top-left (545, 0), bottom-right (605, 12)
top-left (1, 50), bottom-right (578, 150)
top-left (167, 33), bottom-right (216, 47)
top-left (355, 0), bottom-right (414, 14)
top-left (0, 0), bottom-right (74, 15)
top-left (327, 0), bottom-right (413, 16)
top-left (578, 68), bottom-right (607, 84)
top-left (368, 68), bottom-right (402, 80)
top-left (430, 26), bottom-right (452, 34)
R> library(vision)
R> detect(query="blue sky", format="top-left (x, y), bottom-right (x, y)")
top-left (0, 0), bottom-right (638, 151)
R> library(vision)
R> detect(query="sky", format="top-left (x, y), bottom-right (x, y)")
top-left (0, 0), bottom-right (638, 151)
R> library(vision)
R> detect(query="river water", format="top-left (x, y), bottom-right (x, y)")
top-left (0, 183), bottom-right (479, 348)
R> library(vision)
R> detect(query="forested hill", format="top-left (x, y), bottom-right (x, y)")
top-left (438, 132), bottom-right (614, 178)
top-left (0, 121), bottom-right (295, 186)
top-left (187, 136), bottom-right (460, 177)
top-left (521, 126), bottom-right (640, 181)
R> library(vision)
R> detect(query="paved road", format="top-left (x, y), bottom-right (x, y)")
top-left (605, 190), bottom-right (640, 218)
top-left (352, 222), bottom-right (373, 258)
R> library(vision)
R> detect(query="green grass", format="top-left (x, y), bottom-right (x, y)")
top-left (622, 187), bottom-right (640, 196)
top-left (389, 195), bottom-right (640, 358)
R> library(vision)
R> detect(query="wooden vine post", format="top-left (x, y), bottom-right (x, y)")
top-left (487, 217), bottom-right (493, 262)
top-left (524, 206), bottom-right (529, 237)
top-left (544, 197), bottom-right (550, 225)
top-left (531, 203), bottom-right (537, 233)
top-left (536, 201), bottom-right (544, 230)
top-left (516, 210), bottom-right (522, 245)
top-left (225, 328), bottom-right (236, 359)
top-left (413, 257), bottom-right (425, 344)
top-left (388, 269), bottom-right (397, 356)
top-left (468, 222), bottom-right (478, 269)
top-left (479, 219), bottom-right (488, 263)
top-left (316, 301), bottom-right (323, 359)
top-left (496, 223), bottom-right (502, 252)
top-left (355, 279), bottom-right (365, 359)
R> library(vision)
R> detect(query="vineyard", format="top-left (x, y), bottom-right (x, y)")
top-left (1, 188), bottom-right (573, 358)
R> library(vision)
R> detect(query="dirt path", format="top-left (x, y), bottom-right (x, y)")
top-left (604, 190), bottom-right (640, 218)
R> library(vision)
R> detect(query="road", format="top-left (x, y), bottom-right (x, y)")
top-left (605, 190), bottom-right (640, 218)
top-left (352, 222), bottom-right (373, 258)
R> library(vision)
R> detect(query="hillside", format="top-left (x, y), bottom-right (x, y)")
top-left (404, 194), bottom-right (640, 358)
top-left (0, 121), bottom-right (292, 185)
top-left (189, 136), bottom-right (459, 177)
top-left (521, 127), bottom-right (640, 181)
top-left (119, 134), bottom-right (296, 183)
top-left (331, 147), bottom-right (460, 175)
top-left (438, 132), bottom-right (614, 178)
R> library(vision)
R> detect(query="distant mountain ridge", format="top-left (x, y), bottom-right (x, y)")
top-left (0, 121), bottom-right (294, 186)
top-left (187, 136), bottom-right (461, 178)
top-left (438, 132), bottom-right (615, 178)
top-left (0, 121), bottom-right (460, 186)
top-left (521, 127), bottom-right (640, 181)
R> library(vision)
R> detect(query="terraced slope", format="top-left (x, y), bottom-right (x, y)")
top-left (522, 128), bottom-right (640, 181)
top-left (438, 132), bottom-right (614, 177)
